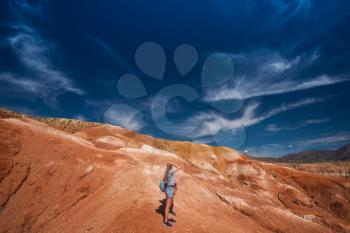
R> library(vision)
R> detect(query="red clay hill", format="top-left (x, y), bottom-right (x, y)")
top-left (0, 108), bottom-right (349, 233)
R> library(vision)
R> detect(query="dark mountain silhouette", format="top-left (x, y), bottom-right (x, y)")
top-left (255, 144), bottom-right (350, 163)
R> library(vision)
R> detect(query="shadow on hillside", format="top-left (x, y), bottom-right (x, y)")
top-left (155, 199), bottom-right (166, 219)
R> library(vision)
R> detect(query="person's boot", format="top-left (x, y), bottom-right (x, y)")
top-left (163, 220), bottom-right (172, 227)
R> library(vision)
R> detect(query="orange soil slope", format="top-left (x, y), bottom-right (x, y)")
top-left (0, 113), bottom-right (349, 233)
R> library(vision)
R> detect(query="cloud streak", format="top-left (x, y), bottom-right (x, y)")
top-left (0, 1), bottom-right (84, 106)
top-left (265, 118), bottom-right (330, 132)
top-left (187, 97), bottom-right (324, 138)
top-left (203, 50), bottom-right (349, 102)
top-left (266, 0), bottom-right (312, 28)
top-left (299, 132), bottom-right (350, 147)
top-left (88, 36), bottom-right (134, 72)
top-left (104, 104), bottom-right (144, 131)
top-left (204, 75), bottom-right (347, 102)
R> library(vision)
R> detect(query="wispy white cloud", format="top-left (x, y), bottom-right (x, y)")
top-left (0, 0), bottom-right (84, 106)
top-left (0, 73), bottom-right (43, 93)
top-left (266, 0), bottom-right (312, 28)
top-left (299, 132), bottom-right (350, 147)
top-left (85, 98), bottom-right (145, 131)
top-left (89, 37), bottom-right (117, 58)
top-left (203, 50), bottom-right (349, 102)
top-left (265, 118), bottom-right (330, 132)
top-left (104, 104), bottom-right (144, 131)
top-left (88, 36), bottom-right (133, 72)
top-left (202, 74), bottom-right (346, 102)
top-left (188, 97), bottom-right (324, 138)
top-left (7, 32), bottom-right (84, 95)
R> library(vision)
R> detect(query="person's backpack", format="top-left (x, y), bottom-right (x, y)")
top-left (159, 179), bottom-right (166, 192)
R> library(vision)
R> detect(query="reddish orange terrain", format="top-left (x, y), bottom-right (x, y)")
top-left (0, 108), bottom-right (349, 233)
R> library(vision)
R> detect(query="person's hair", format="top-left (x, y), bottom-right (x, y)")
top-left (163, 163), bottom-right (173, 183)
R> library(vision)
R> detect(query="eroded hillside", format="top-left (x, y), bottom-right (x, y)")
top-left (0, 109), bottom-right (349, 233)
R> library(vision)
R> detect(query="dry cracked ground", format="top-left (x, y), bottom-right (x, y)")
top-left (0, 108), bottom-right (349, 233)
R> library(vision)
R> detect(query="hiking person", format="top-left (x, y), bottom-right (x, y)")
top-left (162, 163), bottom-right (181, 227)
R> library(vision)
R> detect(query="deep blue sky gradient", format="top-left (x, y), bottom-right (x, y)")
top-left (1, 0), bottom-right (350, 156)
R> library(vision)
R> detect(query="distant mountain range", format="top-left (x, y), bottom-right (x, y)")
top-left (254, 144), bottom-right (350, 163)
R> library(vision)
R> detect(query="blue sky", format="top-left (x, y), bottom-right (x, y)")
top-left (1, 0), bottom-right (350, 157)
